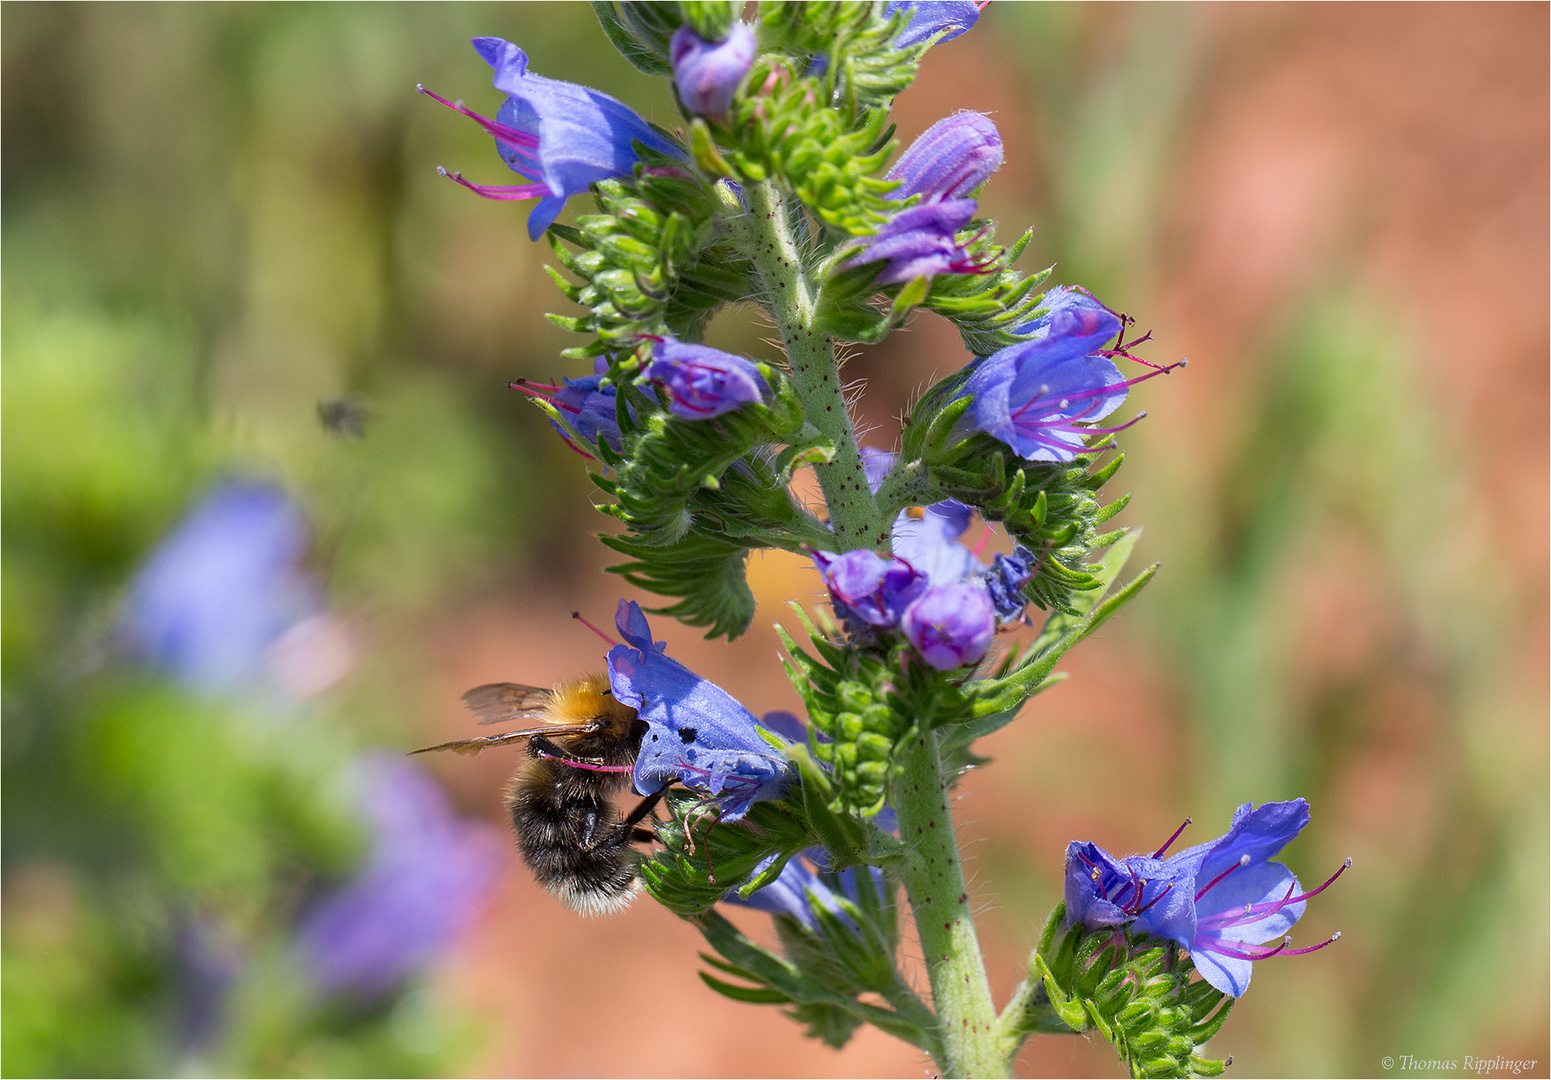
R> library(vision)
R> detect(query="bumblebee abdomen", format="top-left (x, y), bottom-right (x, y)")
top-left (507, 766), bottom-right (638, 916)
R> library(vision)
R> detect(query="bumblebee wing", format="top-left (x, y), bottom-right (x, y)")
top-left (409, 721), bottom-right (601, 757)
top-left (461, 682), bottom-right (554, 726)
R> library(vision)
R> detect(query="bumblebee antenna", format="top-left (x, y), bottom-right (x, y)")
top-left (572, 610), bottom-right (620, 647)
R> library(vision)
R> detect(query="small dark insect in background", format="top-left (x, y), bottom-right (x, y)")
top-left (317, 394), bottom-right (373, 439)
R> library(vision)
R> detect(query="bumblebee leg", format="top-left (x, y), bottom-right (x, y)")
top-left (630, 828), bottom-right (657, 844)
top-left (621, 780), bottom-right (673, 829)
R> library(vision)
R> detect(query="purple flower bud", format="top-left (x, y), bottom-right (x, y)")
top-left (1065, 799), bottom-right (1349, 997)
top-left (645, 338), bottom-right (767, 419)
top-left (297, 757), bottom-right (502, 999)
top-left (122, 482), bottom-right (321, 693)
top-left (885, 0), bottom-right (981, 49)
top-left (840, 198), bottom-right (988, 285)
top-left (671, 22), bottom-right (756, 120)
top-left (813, 549), bottom-right (929, 629)
top-left (900, 582), bottom-right (995, 670)
top-left (888, 112), bottom-right (1003, 203)
top-left (420, 38), bottom-right (685, 239)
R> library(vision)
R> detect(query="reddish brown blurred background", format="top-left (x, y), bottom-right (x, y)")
top-left (404, 5), bottom-right (1549, 1077)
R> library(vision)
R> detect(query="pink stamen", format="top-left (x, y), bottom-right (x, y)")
top-left (1132, 880), bottom-right (1173, 917)
top-left (1195, 854), bottom-right (1250, 902)
top-left (1199, 857), bottom-right (1353, 930)
top-left (1153, 817), bottom-right (1192, 859)
top-left (1278, 931), bottom-right (1341, 956)
top-left (417, 83), bottom-right (539, 161)
top-left (571, 611), bottom-right (620, 647)
top-left (971, 522), bottom-right (994, 557)
top-left (438, 167), bottom-right (552, 202)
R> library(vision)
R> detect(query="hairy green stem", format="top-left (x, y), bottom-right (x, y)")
top-left (892, 728), bottom-right (1008, 1078)
top-left (740, 180), bottom-right (887, 551)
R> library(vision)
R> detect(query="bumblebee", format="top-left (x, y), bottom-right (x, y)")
top-left (413, 674), bottom-right (666, 915)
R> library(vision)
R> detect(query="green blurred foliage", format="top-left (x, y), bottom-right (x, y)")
top-left (1, 3), bottom-right (637, 1074)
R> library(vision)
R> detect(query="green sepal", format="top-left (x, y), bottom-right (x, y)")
top-left (1032, 904), bottom-right (1234, 1079)
top-left (955, 560), bottom-right (1156, 744)
top-left (591, 1), bottom-right (680, 75)
top-left (690, 117), bottom-right (735, 177)
top-left (785, 743), bottom-right (869, 870)
top-left (679, 0), bottom-right (740, 40)
top-left (923, 223), bottom-right (1053, 356)
top-left (776, 606), bottom-right (914, 818)
top-left (601, 530), bottom-right (756, 640)
top-left (638, 790), bottom-right (815, 915)
top-left (887, 400), bottom-right (1136, 613)
top-left (691, 911), bottom-right (941, 1057)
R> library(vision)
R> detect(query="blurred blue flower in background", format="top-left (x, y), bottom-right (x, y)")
top-left (296, 756), bottom-right (503, 1001)
top-left (121, 482), bottom-right (327, 694)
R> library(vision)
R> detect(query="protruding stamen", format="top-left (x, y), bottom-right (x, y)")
top-left (1200, 856), bottom-right (1353, 929)
top-left (1153, 817), bottom-right (1192, 859)
top-left (418, 83), bottom-right (539, 154)
top-left (1132, 880), bottom-right (1173, 917)
top-left (1279, 930), bottom-right (1341, 956)
top-left (1195, 854), bottom-right (1251, 902)
top-left (438, 166), bottom-right (552, 202)
top-left (572, 610), bottom-right (621, 647)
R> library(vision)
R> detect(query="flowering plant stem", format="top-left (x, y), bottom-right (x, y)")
top-left (741, 179), bottom-right (889, 552)
top-left (892, 728), bottom-right (1009, 1078)
top-left (741, 178), bottom-right (1006, 1077)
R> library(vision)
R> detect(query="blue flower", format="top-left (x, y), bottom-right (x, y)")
top-left (644, 338), bottom-right (768, 419)
top-left (607, 601), bottom-right (792, 821)
top-left (955, 288), bottom-right (1174, 462)
top-left (900, 581), bottom-right (996, 670)
top-left (812, 549), bottom-right (928, 629)
top-left (891, 500), bottom-right (978, 586)
top-left (122, 482), bottom-right (320, 693)
top-left (860, 446), bottom-right (898, 493)
top-left (888, 112), bottom-right (1002, 204)
top-left (726, 851), bottom-right (884, 934)
top-left (511, 368), bottom-right (623, 459)
top-left (886, 0), bottom-right (981, 49)
top-left (297, 757), bottom-right (501, 999)
top-left (421, 38), bottom-right (685, 240)
top-left (671, 22), bottom-right (756, 120)
top-left (840, 198), bottom-right (986, 285)
top-left (726, 856), bottom-right (852, 931)
top-left (824, 449), bottom-right (1037, 639)
top-left (984, 547), bottom-right (1035, 622)
top-left (1064, 799), bottom-right (1348, 997)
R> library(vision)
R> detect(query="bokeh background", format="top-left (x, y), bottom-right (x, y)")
top-left (4, 3), bottom-right (1546, 1077)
